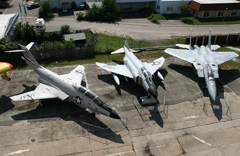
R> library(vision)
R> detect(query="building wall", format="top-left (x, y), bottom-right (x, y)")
top-left (192, 9), bottom-right (240, 18)
top-left (155, 0), bottom-right (191, 14)
top-left (71, 0), bottom-right (86, 8)
top-left (118, 2), bottom-right (155, 12)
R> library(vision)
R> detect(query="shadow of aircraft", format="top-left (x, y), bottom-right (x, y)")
top-left (148, 104), bottom-right (164, 128)
top-left (0, 95), bottom-right (14, 114)
top-left (210, 96), bottom-right (223, 121)
top-left (68, 116), bottom-right (124, 144)
top-left (168, 63), bottom-right (214, 98)
top-left (11, 99), bottom-right (124, 143)
top-left (168, 63), bottom-right (239, 120)
top-left (0, 84), bottom-right (37, 115)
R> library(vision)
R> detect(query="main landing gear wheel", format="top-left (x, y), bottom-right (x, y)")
top-left (39, 100), bottom-right (45, 107)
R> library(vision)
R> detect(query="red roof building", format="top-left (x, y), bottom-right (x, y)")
top-left (189, 0), bottom-right (240, 18)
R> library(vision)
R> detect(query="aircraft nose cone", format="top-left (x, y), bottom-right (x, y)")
top-left (208, 84), bottom-right (217, 101)
top-left (148, 84), bottom-right (158, 99)
top-left (110, 110), bottom-right (120, 119)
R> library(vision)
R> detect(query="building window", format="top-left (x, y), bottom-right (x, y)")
top-left (217, 11), bottom-right (224, 17)
top-left (157, 5), bottom-right (160, 9)
top-left (167, 7), bottom-right (173, 12)
top-left (204, 11), bottom-right (209, 17)
top-left (231, 10), bottom-right (237, 16)
top-left (62, 2), bottom-right (69, 6)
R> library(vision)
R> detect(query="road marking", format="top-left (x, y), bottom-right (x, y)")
top-left (156, 144), bottom-right (166, 148)
top-left (183, 115), bottom-right (199, 120)
top-left (192, 135), bottom-right (211, 146)
top-left (5, 149), bottom-right (30, 155)
top-left (105, 150), bottom-right (133, 156)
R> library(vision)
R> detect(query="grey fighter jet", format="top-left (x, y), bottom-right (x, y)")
top-left (96, 37), bottom-right (165, 99)
top-left (165, 29), bottom-right (239, 101)
top-left (6, 43), bottom-right (120, 119)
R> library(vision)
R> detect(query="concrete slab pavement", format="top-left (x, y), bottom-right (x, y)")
top-left (0, 57), bottom-right (240, 156)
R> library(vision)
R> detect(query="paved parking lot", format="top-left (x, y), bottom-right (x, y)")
top-left (0, 57), bottom-right (240, 156)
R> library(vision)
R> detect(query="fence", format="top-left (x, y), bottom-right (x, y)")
top-left (185, 33), bottom-right (240, 46)
top-left (1, 46), bottom-right (94, 63)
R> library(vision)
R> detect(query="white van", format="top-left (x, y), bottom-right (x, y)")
top-left (35, 18), bottom-right (46, 32)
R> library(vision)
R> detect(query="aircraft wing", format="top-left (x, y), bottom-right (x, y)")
top-left (165, 48), bottom-right (195, 63)
top-left (10, 83), bottom-right (69, 101)
top-left (143, 57), bottom-right (165, 75)
top-left (60, 65), bottom-right (84, 87)
top-left (96, 62), bottom-right (133, 78)
top-left (211, 52), bottom-right (239, 65)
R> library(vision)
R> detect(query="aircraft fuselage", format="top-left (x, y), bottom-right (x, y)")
top-left (123, 46), bottom-right (158, 98)
top-left (23, 57), bottom-right (120, 119)
top-left (192, 45), bottom-right (218, 101)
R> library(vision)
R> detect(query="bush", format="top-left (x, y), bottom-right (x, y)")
top-left (181, 17), bottom-right (200, 25)
top-left (147, 13), bottom-right (164, 24)
top-left (60, 25), bottom-right (71, 36)
top-left (76, 12), bottom-right (84, 21)
top-left (38, 40), bottom-right (75, 51)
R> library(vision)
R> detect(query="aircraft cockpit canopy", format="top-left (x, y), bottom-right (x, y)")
top-left (78, 86), bottom-right (106, 106)
top-left (93, 97), bottom-right (104, 106)
top-left (78, 86), bottom-right (97, 99)
top-left (141, 67), bottom-right (153, 84)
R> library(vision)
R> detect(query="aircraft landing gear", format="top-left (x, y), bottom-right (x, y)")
top-left (39, 100), bottom-right (44, 107)
top-left (91, 113), bottom-right (96, 117)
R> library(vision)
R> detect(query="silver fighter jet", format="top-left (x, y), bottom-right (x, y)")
top-left (96, 37), bottom-right (165, 99)
top-left (165, 29), bottom-right (239, 101)
top-left (6, 42), bottom-right (120, 119)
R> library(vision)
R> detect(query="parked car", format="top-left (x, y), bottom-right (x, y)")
top-left (27, 2), bottom-right (39, 10)
top-left (62, 7), bottom-right (68, 13)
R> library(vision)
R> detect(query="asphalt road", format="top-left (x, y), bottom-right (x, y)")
top-left (2, 0), bottom-right (240, 40)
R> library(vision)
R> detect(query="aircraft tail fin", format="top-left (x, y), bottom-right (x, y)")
top-left (111, 36), bottom-right (138, 54)
top-left (124, 36), bottom-right (129, 48)
top-left (5, 42), bottom-right (40, 66)
top-left (208, 29), bottom-right (212, 50)
top-left (189, 28), bottom-right (192, 48)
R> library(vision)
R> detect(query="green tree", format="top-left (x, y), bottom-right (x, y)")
top-left (22, 22), bottom-right (37, 43)
top-left (38, 0), bottom-right (53, 18)
top-left (178, 2), bottom-right (191, 17)
top-left (13, 22), bottom-right (36, 43)
top-left (71, 1), bottom-right (77, 9)
top-left (84, 0), bottom-right (120, 22)
top-left (60, 25), bottom-right (71, 36)
top-left (102, 0), bottom-right (120, 22)
top-left (13, 22), bottom-right (23, 41)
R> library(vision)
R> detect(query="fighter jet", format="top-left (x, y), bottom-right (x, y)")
top-left (6, 42), bottom-right (120, 119)
top-left (164, 29), bottom-right (239, 101)
top-left (96, 37), bottom-right (165, 99)
top-left (0, 62), bottom-right (13, 81)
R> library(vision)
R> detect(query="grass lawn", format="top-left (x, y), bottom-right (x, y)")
top-left (139, 9), bottom-right (240, 25)
top-left (216, 47), bottom-right (240, 70)
top-left (12, 33), bottom-right (240, 71)
top-left (180, 17), bottom-right (240, 25)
